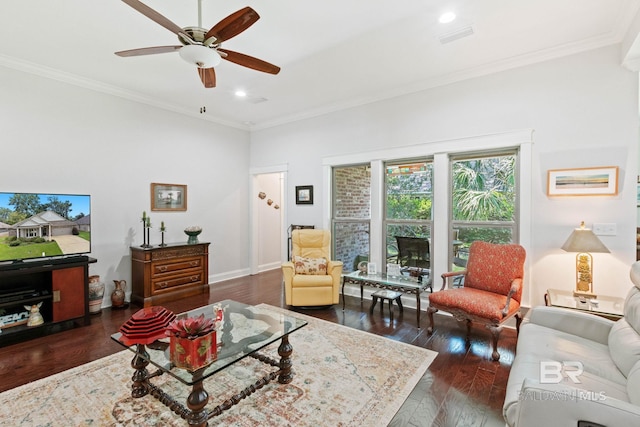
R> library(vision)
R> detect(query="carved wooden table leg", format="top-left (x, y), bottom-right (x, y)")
top-left (186, 377), bottom-right (209, 427)
top-left (131, 344), bottom-right (150, 398)
top-left (277, 334), bottom-right (294, 384)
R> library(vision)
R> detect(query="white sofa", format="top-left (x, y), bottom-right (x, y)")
top-left (503, 263), bottom-right (640, 426)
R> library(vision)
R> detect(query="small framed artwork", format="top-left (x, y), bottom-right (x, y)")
top-left (151, 183), bottom-right (187, 211)
top-left (547, 166), bottom-right (619, 197)
top-left (295, 185), bottom-right (314, 205)
top-left (367, 262), bottom-right (377, 275)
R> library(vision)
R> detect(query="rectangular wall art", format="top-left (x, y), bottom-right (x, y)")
top-left (151, 183), bottom-right (187, 211)
top-left (547, 166), bottom-right (619, 197)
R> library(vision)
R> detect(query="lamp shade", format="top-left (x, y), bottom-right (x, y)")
top-left (561, 222), bottom-right (610, 253)
top-left (178, 45), bottom-right (221, 68)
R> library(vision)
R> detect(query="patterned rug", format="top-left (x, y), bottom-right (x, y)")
top-left (0, 305), bottom-right (437, 426)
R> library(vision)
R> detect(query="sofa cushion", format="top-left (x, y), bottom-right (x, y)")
top-left (624, 286), bottom-right (640, 333)
top-left (609, 318), bottom-right (640, 378)
top-left (629, 361), bottom-right (640, 405)
top-left (293, 256), bottom-right (327, 275)
top-left (503, 322), bottom-right (631, 427)
top-left (608, 287), bottom-right (640, 377)
top-left (517, 322), bottom-right (627, 385)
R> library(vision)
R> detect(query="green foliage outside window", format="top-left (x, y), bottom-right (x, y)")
top-left (452, 156), bottom-right (515, 222)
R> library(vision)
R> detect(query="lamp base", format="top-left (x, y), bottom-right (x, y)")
top-left (573, 290), bottom-right (597, 299)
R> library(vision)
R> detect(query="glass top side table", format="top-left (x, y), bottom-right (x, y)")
top-left (546, 288), bottom-right (624, 320)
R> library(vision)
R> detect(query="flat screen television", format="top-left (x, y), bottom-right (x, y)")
top-left (0, 192), bottom-right (91, 264)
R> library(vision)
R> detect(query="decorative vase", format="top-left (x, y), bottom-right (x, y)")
top-left (169, 331), bottom-right (217, 371)
top-left (111, 279), bottom-right (126, 308)
top-left (88, 275), bottom-right (105, 314)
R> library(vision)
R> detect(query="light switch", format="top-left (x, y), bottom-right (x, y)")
top-left (593, 223), bottom-right (616, 236)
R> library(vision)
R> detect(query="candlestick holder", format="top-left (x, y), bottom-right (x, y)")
top-left (140, 217), bottom-right (152, 248)
top-left (159, 229), bottom-right (167, 247)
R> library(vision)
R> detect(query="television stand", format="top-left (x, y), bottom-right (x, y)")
top-left (0, 257), bottom-right (97, 346)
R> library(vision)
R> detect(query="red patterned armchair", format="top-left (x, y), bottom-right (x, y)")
top-left (427, 241), bottom-right (526, 361)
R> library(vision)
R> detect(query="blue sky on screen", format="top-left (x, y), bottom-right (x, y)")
top-left (0, 192), bottom-right (90, 218)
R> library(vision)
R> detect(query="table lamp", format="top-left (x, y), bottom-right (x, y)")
top-left (561, 221), bottom-right (610, 298)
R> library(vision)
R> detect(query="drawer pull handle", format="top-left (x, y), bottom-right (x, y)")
top-left (158, 282), bottom-right (168, 288)
top-left (191, 276), bottom-right (199, 281)
top-left (190, 261), bottom-right (198, 266)
top-left (157, 266), bottom-right (167, 272)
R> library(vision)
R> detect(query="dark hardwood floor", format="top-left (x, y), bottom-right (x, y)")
top-left (0, 269), bottom-right (517, 426)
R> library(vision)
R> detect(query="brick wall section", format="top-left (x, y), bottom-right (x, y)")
top-left (333, 166), bottom-right (371, 272)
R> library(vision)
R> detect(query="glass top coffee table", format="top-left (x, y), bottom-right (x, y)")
top-left (342, 270), bottom-right (432, 327)
top-left (111, 300), bottom-right (307, 426)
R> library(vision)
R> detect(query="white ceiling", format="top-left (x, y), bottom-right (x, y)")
top-left (1, 0), bottom-right (639, 130)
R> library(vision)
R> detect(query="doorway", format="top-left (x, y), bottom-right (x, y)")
top-left (250, 169), bottom-right (287, 275)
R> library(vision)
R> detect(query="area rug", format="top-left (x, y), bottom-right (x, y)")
top-left (0, 305), bottom-right (437, 426)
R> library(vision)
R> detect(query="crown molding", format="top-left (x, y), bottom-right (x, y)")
top-left (0, 54), bottom-right (249, 131)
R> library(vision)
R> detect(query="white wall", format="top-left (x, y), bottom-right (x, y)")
top-left (250, 45), bottom-right (640, 306)
top-left (0, 65), bottom-right (250, 305)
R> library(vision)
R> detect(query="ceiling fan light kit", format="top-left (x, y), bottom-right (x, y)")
top-left (117, 0), bottom-right (280, 88)
top-left (179, 45), bottom-right (221, 68)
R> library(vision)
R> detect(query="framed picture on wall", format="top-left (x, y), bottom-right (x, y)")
top-left (295, 185), bottom-right (314, 205)
top-left (547, 166), bottom-right (619, 197)
top-left (151, 183), bottom-right (187, 211)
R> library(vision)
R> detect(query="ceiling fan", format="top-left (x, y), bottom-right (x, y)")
top-left (115, 0), bottom-right (281, 88)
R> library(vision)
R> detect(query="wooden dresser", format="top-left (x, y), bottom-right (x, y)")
top-left (130, 242), bottom-right (209, 307)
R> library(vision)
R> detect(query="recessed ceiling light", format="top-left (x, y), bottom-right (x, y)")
top-left (439, 12), bottom-right (456, 24)
top-left (235, 90), bottom-right (247, 97)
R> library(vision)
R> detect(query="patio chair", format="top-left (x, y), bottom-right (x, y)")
top-left (395, 236), bottom-right (430, 269)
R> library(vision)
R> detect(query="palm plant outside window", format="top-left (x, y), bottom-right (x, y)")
top-left (451, 151), bottom-right (518, 269)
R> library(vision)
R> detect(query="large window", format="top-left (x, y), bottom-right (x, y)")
top-left (332, 165), bottom-right (371, 273)
top-left (450, 150), bottom-right (518, 269)
top-left (384, 160), bottom-right (433, 269)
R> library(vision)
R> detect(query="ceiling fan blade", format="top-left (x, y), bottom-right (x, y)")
top-left (218, 49), bottom-right (280, 74)
top-left (115, 46), bottom-right (182, 57)
top-left (121, 0), bottom-right (189, 39)
top-left (198, 67), bottom-right (216, 88)
top-left (204, 7), bottom-right (259, 44)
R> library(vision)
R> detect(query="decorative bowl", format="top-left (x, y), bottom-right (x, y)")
top-left (184, 226), bottom-right (202, 244)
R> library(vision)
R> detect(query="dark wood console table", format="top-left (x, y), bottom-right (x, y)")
top-left (130, 242), bottom-right (210, 308)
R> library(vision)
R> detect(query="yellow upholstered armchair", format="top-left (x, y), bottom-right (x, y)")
top-left (282, 229), bottom-right (343, 306)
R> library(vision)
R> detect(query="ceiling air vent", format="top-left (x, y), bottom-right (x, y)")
top-left (247, 97), bottom-right (269, 104)
top-left (439, 25), bottom-right (474, 44)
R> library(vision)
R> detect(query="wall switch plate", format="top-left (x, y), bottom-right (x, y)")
top-left (593, 223), bottom-right (616, 236)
